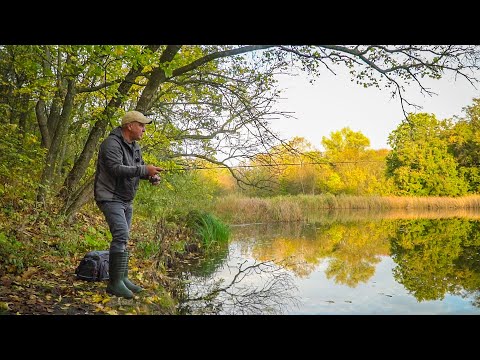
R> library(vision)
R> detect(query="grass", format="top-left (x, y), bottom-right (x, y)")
top-left (186, 210), bottom-right (231, 249)
top-left (213, 194), bottom-right (480, 224)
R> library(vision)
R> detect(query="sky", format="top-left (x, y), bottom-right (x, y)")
top-left (271, 67), bottom-right (480, 150)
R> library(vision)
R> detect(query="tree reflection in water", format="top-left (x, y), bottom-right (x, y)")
top-left (390, 218), bottom-right (480, 306)
top-left (177, 258), bottom-right (299, 315)
top-left (176, 214), bottom-right (480, 314)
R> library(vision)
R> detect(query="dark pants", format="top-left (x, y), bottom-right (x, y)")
top-left (96, 200), bottom-right (133, 253)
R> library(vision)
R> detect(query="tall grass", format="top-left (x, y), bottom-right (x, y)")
top-left (186, 210), bottom-right (231, 249)
top-left (213, 194), bottom-right (480, 224)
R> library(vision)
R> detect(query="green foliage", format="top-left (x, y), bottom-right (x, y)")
top-left (386, 113), bottom-right (468, 196)
top-left (2, 45), bottom-right (480, 216)
top-left (81, 226), bottom-right (110, 249)
top-left (449, 98), bottom-right (480, 193)
top-left (134, 170), bottom-right (218, 221)
top-left (0, 232), bottom-right (26, 274)
top-left (459, 167), bottom-right (480, 193)
top-left (240, 131), bottom-right (391, 197)
top-left (390, 218), bottom-right (480, 301)
top-left (0, 124), bottom-right (46, 209)
top-left (54, 222), bottom-right (111, 256)
top-left (322, 128), bottom-right (391, 195)
top-left (136, 238), bottom-right (163, 259)
top-left (322, 127), bottom-right (371, 157)
top-left (185, 210), bottom-right (230, 249)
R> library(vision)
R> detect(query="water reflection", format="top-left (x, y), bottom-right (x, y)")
top-left (179, 210), bottom-right (480, 314)
top-left (391, 218), bottom-right (480, 304)
top-left (186, 242), bottom-right (230, 278)
top-left (178, 254), bottom-right (299, 315)
top-left (235, 221), bottom-right (391, 287)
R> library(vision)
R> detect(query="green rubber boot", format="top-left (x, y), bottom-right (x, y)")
top-left (123, 251), bottom-right (143, 293)
top-left (106, 251), bottom-right (133, 299)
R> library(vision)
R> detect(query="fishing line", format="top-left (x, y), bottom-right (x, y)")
top-left (164, 159), bottom-right (384, 172)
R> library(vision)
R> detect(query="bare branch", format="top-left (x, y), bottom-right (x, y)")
top-left (180, 259), bottom-right (299, 315)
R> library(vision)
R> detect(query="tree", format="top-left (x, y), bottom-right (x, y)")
top-left (237, 136), bottom-right (330, 196)
top-left (275, 137), bottom-right (319, 195)
top-left (386, 113), bottom-right (468, 196)
top-left (449, 98), bottom-right (480, 193)
top-left (2, 45), bottom-right (480, 216)
top-left (322, 127), bottom-right (389, 195)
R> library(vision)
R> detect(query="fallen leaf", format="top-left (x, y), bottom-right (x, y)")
top-left (91, 294), bottom-right (104, 303)
top-left (21, 267), bottom-right (39, 280)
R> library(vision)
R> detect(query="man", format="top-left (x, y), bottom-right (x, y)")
top-left (94, 110), bottom-right (162, 299)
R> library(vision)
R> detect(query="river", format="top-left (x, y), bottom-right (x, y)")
top-left (177, 210), bottom-right (480, 315)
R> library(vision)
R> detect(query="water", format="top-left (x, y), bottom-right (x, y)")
top-left (179, 211), bottom-right (480, 315)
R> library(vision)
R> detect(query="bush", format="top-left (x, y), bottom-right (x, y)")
top-left (0, 232), bottom-right (26, 275)
top-left (134, 171), bottom-right (217, 221)
top-left (0, 125), bottom-right (46, 210)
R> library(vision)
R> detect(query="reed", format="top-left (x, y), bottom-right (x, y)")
top-left (213, 194), bottom-right (480, 224)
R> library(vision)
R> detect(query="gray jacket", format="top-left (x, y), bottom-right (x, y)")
top-left (94, 127), bottom-right (149, 202)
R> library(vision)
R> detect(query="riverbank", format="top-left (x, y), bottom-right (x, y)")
top-left (0, 205), bottom-right (206, 315)
top-left (0, 241), bottom-right (181, 315)
top-left (3, 193), bottom-right (480, 315)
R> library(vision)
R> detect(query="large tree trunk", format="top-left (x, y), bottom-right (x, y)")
top-left (56, 135), bottom-right (68, 179)
top-left (37, 78), bottom-right (76, 203)
top-left (65, 176), bottom-right (95, 222)
top-left (47, 48), bottom-right (66, 142)
top-left (35, 46), bottom-right (54, 148)
top-left (136, 45), bottom-right (182, 112)
top-left (36, 99), bottom-right (50, 148)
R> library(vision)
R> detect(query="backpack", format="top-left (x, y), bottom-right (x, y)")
top-left (75, 250), bottom-right (110, 281)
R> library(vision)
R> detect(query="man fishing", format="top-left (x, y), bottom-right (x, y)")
top-left (94, 110), bottom-right (162, 299)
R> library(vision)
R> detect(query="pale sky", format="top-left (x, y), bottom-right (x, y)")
top-left (271, 67), bottom-right (479, 150)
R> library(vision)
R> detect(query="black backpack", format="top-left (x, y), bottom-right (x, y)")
top-left (75, 250), bottom-right (110, 281)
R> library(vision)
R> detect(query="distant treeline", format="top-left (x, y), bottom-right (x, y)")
top-left (195, 106), bottom-right (480, 199)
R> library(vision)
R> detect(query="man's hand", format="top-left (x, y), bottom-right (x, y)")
top-left (149, 174), bottom-right (161, 186)
top-left (146, 164), bottom-right (162, 177)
